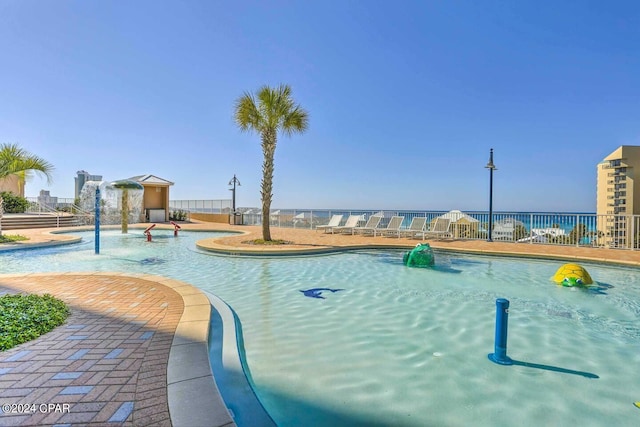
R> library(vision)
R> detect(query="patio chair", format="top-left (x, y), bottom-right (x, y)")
top-left (315, 214), bottom-right (343, 233)
top-left (332, 215), bottom-right (362, 234)
top-left (398, 217), bottom-right (427, 239)
top-left (418, 217), bottom-right (452, 240)
top-left (381, 216), bottom-right (406, 238)
top-left (352, 215), bottom-right (384, 236)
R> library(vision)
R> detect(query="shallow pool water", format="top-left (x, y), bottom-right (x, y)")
top-left (2, 230), bottom-right (639, 426)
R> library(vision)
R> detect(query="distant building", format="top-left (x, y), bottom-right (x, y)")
top-left (37, 190), bottom-right (58, 208)
top-left (75, 170), bottom-right (102, 199)
top-left (596, 145), bottom-right (640, 248)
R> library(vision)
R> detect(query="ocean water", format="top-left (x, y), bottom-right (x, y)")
top-left (265, 209), bottom-right (598, 233)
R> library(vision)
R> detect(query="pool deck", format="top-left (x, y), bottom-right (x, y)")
top-left (1, 221), bottom-right (639, 426)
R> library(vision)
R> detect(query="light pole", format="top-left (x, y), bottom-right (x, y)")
top-left (485, 149), bottom-right (497, 242)
top-left (228, 174), bottom-right (241, 214)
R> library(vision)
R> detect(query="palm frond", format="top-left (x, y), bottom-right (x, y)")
top-left (0, 143), bottom-right (54, 183)
top-left (234, 93), bottom-right (263, 132)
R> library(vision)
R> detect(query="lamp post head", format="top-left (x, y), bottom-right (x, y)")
top-left (485, 148), bottom-right (497, 170)
top-left (228, 174), bottom-right (241, 187)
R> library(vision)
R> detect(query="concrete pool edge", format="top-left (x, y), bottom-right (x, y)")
top-left (428, 245), bottom-right (640, 267)
top-left (148, 275), bottom-right (236, 427)
top-left (204, 291), bottom-right (277, 427)
top-left (195, 241), bottom-right (415, 257)
top-left (195, 239), bottom-right (640, 267)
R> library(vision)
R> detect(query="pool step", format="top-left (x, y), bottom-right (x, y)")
top-left (0, 213), bottom-right (83, 230)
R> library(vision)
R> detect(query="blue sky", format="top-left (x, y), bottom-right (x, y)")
top-left (1, 0), bottom-right (638, 212)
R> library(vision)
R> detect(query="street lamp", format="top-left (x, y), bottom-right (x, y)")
top-left (228, 174), bottom-right (241, 213)
top-left (485, 149), bottom-right (497, 242)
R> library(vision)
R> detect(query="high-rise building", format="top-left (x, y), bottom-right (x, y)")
top-left (596, 145), bottom-right (640, 248)
top-left (75, 170), bottom-right (103, 199)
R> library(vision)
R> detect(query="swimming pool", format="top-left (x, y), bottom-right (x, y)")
top-left (2, 230), bottom-right (639, 426)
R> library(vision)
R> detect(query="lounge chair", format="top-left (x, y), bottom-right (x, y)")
top-left (332, 215), bottom-right (362, 234)
top-left (381, 216), bottom-right (406, 238)
top-left (418, 217), bottom-right (452, 240)
top-left (352, 215), bottom-right (383, 236)
top-left (315, 214), bottom-right (344, 233)
top-left (398, 217), bottom-right (427, 239)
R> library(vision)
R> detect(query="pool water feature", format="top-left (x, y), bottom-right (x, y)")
top-left (2, 230), bottom-right (639, 426)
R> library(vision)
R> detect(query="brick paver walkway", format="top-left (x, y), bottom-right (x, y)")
top-left (0, 274), bottom-right (184, 426)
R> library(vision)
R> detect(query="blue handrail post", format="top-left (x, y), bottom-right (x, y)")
top-left (95, 187), bottom-right (101, 255)
top-left (488, 298), bottom-right (513, 365)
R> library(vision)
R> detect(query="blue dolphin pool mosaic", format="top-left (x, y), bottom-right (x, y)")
top-left (299, 288), bottom-right (344, 299)
top-left (139, 257), bottom-right (166, 265)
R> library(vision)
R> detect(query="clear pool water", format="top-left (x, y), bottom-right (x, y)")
top-left (2, 230), bottom-right (639, 427)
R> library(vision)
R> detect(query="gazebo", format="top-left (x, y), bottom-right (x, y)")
top-left (435, 210), bottom-right (480, 238)
top-left (126, 174), bottom-right (174, 222)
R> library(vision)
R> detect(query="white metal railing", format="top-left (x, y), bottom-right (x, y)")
top-left (25, 198), bottom-right (233, 215)
top-left (14, 200), bottom-right (640, 250)
top-left (25, 197), bottom-right (77, 214)
top-left (236, 209), bottom-right (640, 250)
top-left (25, 200), bottom-right (63, 216)
top-left (169, 199), bottom-right (232, 214)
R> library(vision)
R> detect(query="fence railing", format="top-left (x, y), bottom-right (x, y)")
top-left (169, 199), bottom-right (232, 214)
top-left (25, 197), bottom-right (87, 215)
top-left (15, 200), bottom-right (640, 250)
top-left (237, 209), bottom-right (640, 250)
top-left (23, 198), bottom-right (233, 217)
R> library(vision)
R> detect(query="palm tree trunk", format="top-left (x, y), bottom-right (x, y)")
top-left (121, 189), bottom-right (129, 234)
top-left (261, 132), bottom-right (276, 241)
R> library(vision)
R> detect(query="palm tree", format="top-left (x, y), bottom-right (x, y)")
top-left (234, 84), bottom-right (309, 241)
top-left (0, 143), bottom-right (54, 234)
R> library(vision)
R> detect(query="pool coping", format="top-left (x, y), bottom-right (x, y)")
top-left (196, 237), bottom-right (640, 267)
top-left (153, 274), bottom-right (236, 427)
top-left (204, 291), bottom-right (277, 426)
top-left (422, 245), bottom-right (640, 267)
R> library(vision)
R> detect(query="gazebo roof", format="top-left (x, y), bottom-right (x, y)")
top-left (127, 174), bottom-right (174, 186)
top-left (437, 210), bottom-right (479, 223)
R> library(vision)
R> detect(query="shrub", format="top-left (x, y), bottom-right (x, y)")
top-left (0, 294), bottom-right (70, 351)
top-left (0, 191), bottom-right (29, 213)
top-left (0, 234), bottom-right (28, 243)
top-left (169, 209), bottom-right (188, 221)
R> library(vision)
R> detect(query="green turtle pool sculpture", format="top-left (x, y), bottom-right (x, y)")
top-left (552, 263), bottom-right (593, 287)
top-left (403, 243), bottom-right (435, 268)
